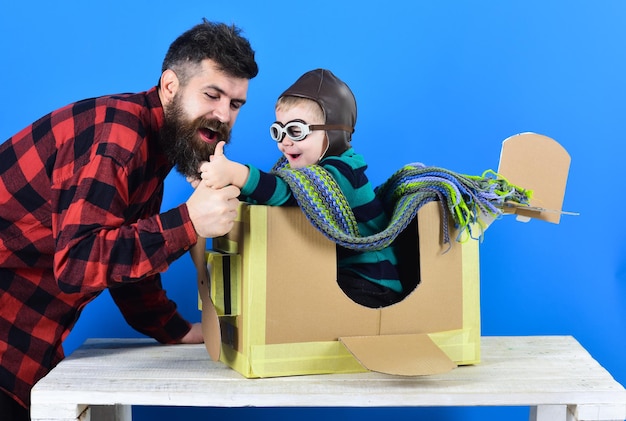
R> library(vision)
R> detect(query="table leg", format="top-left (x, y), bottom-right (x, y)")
top-left (529, 405), bottom-right (568, 421)
top-left (569, 403), bottom-right (626, 421)
top-left (89, 405), bottom-right (132, 421)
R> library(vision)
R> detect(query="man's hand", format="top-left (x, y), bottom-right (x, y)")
top-left (179, 322), bottom-right (204, 344)
top-left (186, 182), bottom-right (240, 238)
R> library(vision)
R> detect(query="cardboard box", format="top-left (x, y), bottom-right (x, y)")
top-left (198, 132), bottom-right (571, 377)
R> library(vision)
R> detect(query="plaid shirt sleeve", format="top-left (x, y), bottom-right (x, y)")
top-left (109, 275), bottom-right (192, 344)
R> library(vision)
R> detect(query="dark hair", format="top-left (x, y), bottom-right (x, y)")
top-left (161, 18), bottom-right (258, 86)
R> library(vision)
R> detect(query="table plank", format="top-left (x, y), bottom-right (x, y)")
top-left (31, 336), bottom-right (626, 420)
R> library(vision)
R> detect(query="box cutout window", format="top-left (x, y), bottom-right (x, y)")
top-left (337, 218), bottom-right (421, 309)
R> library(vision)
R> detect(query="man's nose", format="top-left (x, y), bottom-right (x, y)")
top-left (212, 99), bottom-right (231, 123)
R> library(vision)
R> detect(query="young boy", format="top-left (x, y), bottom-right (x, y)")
top-left (195, 69), bottom-right (403, 308)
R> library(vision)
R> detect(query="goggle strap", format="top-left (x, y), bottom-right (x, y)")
top-left (309, 124), bottom-right (354, 134)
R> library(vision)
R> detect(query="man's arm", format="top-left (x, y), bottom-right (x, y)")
top-left (108, 274), bottom-right (194, 344)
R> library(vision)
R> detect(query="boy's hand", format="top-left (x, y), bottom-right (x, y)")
top-left (199, 141), bottom-right (250, 189)
top-left (198, 141), bottom-right (234, 189)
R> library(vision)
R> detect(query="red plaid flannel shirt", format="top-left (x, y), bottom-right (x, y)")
top-left (0, 87), bottom-right (198, 408)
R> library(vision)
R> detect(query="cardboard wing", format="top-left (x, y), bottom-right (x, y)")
top-left (197, 268), bottom-right (221, 361)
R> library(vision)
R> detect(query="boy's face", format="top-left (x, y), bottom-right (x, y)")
top-left (275, 103), bottom-right (327, 168)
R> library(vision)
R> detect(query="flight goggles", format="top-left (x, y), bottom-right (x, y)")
top-left (269, 119), bottom-right (352, 142)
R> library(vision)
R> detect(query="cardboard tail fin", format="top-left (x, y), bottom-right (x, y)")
top-left (497, 132), bottom-right (571, 223)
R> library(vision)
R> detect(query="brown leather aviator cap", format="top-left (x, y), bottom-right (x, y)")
top-left (279, 69), bottom-right (356, 158)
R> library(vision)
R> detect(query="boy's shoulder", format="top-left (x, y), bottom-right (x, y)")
top-left (324, 147), bottom-right (365, 165)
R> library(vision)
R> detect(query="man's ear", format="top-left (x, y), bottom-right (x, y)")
top-left (159, 69), bottom-right (179, 106)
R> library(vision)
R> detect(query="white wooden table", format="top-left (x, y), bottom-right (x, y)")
top-left (30, 336), bottom-right (626, 421)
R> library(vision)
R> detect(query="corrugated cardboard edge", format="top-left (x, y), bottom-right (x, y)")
top-left (339, 333), bottom-right (457, 376)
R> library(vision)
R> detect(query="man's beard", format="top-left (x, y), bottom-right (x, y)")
top-left (159, 93), bottom-right (232, 178)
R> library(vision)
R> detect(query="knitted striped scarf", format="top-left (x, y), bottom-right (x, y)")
top-left (271, 157), bottom-right (532, 251)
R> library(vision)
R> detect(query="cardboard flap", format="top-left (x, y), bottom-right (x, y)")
top-left (197, 269), bottom-right (222, 362)
top-left (498, 132), bottom-right (571, 224)
top-left (339, 334), bottom-right (457, 376)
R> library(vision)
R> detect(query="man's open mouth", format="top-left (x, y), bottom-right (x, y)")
top-left (199, 127), bottom-right (218, 144)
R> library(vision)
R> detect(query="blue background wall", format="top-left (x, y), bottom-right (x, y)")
top-left (1, 1), bottom-right (625, 420)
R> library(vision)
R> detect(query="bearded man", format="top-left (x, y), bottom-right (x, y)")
top-left (0, 19), bottom-right (258, 420)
